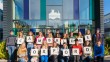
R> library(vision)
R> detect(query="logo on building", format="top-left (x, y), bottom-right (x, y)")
top-left (49, 9), bottom-right (61, 20)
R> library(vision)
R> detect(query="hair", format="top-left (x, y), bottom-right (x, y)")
top-left (48, 32), bottom-right (53, 38)
top-left (77, 31), bottom-right (83, 38)
top-left (18, 31), bottom-right (23, 38)
top-left (86, 29), bottom-right (91, 35)
top-left (17, 43), bottom-right (27, 55)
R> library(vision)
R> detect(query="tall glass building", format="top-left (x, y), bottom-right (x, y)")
top-left (3, 0), bottom-right (104, 40)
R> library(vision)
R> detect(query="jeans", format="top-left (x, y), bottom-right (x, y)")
top-left (41, 55), bottom-right (48, 62)
top-left (18, 58), bottom-right (25, 62)
top-left (61, 56), bottom-right (69, 62)
top-left (73, 55), bottom-right (80, 62)
top-left (83, 56), bottom-right (92, 62)
top-left (7, 46), bottom-right (15, 61)
top-left (94, 56), bottom-right (104, 62)
top-left (27, 43), bottom-right (33, 62)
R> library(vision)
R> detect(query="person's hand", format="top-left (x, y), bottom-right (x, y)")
top-left (6, 47), bottom-right (8, 51)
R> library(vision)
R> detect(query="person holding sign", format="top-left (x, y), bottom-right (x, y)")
top-left (27, 31), bottom-right (35, 62)
top-left (94, 39), bottom-right (104, 62)
top-left (60, 43), bottom-right (69, 62)
top-left (46, 32), bottom-right (53, 47)
top-left (83, 41), bottom-right (93, 62)
top-left (76, 31), bottom-right (84, 46)
top-left (16, 31), bottom-right (25, 48)
top-left (84, 30), bottom-right (92, 45)
top-left (61, 33), bottom-right (69, 48)
top-left (6, 30), bottom-right (17, 62)
top-left (31, 43), bottom-right (39, 62)
top-left (72, 39), bottom-right (83, 62)
top-left (36, 32), bottom-right (45, 49)
top-left (40, 40), bottom-right (48, 62)
top-left (17, 43), bottom-right (28, 62)
top-left (69, 32), bottom-right (76, 48)
top-left (49, 42), bottom-right (59, 62)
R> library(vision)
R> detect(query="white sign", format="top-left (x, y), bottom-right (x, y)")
top-left (31, 49), bottom-right (38, 56)
top-left (17, 38), bottom-right (24, 44)
top-left (50, 48), bottom-right (59, 55)
top-left (84, 47), bottom-right (91, 54)
top-left (69, 38), bottom-right (75, 44)
top-left (49, 9), bottom-right (61, 20)
top-left (46, 38), bottom-right (53, 43)
top-left (54, 38), bottom-right (60, 44)
top-left (78, 38), bottom-right (83, 44)
top-left (36, 38), bottom-right (43, 44)
top-left (61, 39), bottom-right (67, 45)
top-left (63, 49), bottom-right (70, 56)
top-left (41, 49), bottom-right (48, 55)
top-left (85, 35), bottom-right (91, 41)
top-left (26, 36), bottom-right (33, 42)
top-left (72, 48), bottom-right (79, 55)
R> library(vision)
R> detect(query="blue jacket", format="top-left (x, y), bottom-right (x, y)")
top-left (94, 44), bottom-right (104, 57)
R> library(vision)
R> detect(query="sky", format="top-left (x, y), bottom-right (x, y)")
top-left (104, 0), bottom-right (110, 15)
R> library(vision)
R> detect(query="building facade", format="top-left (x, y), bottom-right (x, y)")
top-left (3, 0), bottom-right (104, 40)
top-left (104, 13), bottom-right (110, 36)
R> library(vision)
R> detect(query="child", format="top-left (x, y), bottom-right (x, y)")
top-left (31, 43), bottom-right (39, 62)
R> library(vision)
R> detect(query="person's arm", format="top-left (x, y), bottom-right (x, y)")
top-left (96, 46), bottom-right (104, 57)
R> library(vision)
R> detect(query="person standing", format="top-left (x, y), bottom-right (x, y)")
top-left (6, 30), bottom-right (17, 62)
top-left (27, 31), bottom-right (35, 62)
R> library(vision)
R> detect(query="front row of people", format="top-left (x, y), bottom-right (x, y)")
top-left (17, 38), bottom-right (104, 62)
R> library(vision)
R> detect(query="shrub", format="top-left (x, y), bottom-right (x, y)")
top-left (0, 41), bottom-right (8, 59)
top-left (105, 37), bottom-right (110, 55)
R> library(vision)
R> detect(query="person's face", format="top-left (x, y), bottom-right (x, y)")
top-left (10, 31), bottom-right (14, 35)
top-left (29, 32), bottom-right (33, 36)
top-left (53, 42), bottom-right (57, 47)
top-left (87, 30), bottom-right (90, 34)
top-left (22, 43), bottom-right (26, 48)
top-left (75, 41), bottom-right (79, 45)
top-left (19, 32), bottom-right (23, 36)
top-left (56, 30), bottom-right (60, 33)
top-left (34, 44), bottom-right (37, 48)
top-left (97, 41), bottom-right (101, 46)
top-left (96, 29), bottom-right (100, 34)
top-left (39, 32), bottom-right (43, 36)
top-left (86, 41), bottom-right (90, 46)
top-left (78, 32), bottom-right (82, 36)
top-left (64, 34), bottom-right (67, 37)
top-left (63, 44), bottom-right (67, 48)
top-left (71, 32), bottom-right (73, 36)
top-left (43, 41), bottom-right (47, 45)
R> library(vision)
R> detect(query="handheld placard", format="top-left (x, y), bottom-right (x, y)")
top-left (78, 38), bottom-right (83, 44)
top-left (84, 47), bottom-right (91, 54)
top-left (69, 38), bottom-right (75, 44)
top-left (50, 48), bottom-right (59, 55)
top-left (46, 38), bottom-right (53, 43)
top-left (36, 38), bottom-right (43, 44)
top-left (31, 49), bottom-right (38, 56)
top-left (72, 48), bottom-right (79, 55)
top-left (85, 35), bottom-right (91, 41)
top-left (17, 38), bottom-right (24, 44)
top-left (41, 49), bottom-right (48, 55)
top-left (63, 49), bottom-right (70, 56)
top-left (26, 36), bottom-right (33, 42)
top-left (54, 38), bottom-right (60, 44)
top-left (61, 39), bottom-right (67, 45)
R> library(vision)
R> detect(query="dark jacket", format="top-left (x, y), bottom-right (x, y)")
top-left (6, 35), bottom-right (16, 46)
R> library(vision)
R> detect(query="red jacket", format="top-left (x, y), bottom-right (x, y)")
top-left (72, 44), bottom-right (83, 55)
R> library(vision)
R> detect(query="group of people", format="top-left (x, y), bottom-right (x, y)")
top-left (6, 29), bottom-right (104, 62)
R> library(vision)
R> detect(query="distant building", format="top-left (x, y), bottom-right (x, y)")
top-left (3, 0), bottom-right (104, 40)
top-left (104, 13), bottom-right (110, 36)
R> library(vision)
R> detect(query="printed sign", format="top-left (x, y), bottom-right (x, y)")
top-left (31, 49), bottom-right (38, 56)
top-left (63, 49), bottom-right (70, 56)
top-left (26, 36), bottom-right (33, 42)
top-left (41, 49), bottom-right (48, 55)
top-left (17, 38), bottom-right (24, 44)
top-left (61, 39), bottom-right (67, 45)
top-left (72, 48), bottom-right (79, 55)
top-left (36, 38), bottom-right (43, 44)
top-left (54, 38), bottom-right (60, 44)
top-left (84, 47), bottom-right (91, 54)
top-left (50, 48), bottom-right (59, 55)
top-left (69, 38), bottom-right (75, 44)
top-left (46, 38), bottom-right (53, 43)
top-left (85, 35), bottom-right (91, 41)
top-left (78, 38), bottom-right (83, 44)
